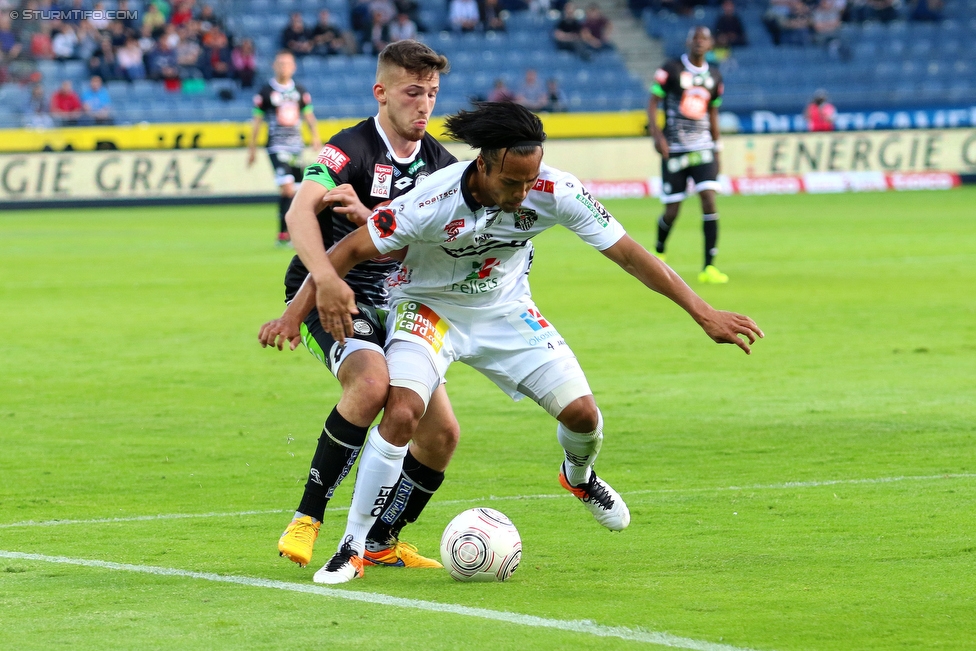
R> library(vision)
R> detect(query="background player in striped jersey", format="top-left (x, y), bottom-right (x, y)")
top-left (248, 50), bottom-right (323, 246)
top-left (305, 102), bottom-right (763, 584)
top-left (648, 26), bottom-right (729, 284)
top-left (258, 41), bottom-right (458, 572)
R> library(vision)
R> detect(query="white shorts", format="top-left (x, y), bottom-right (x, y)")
top-left (384, 298), bottom-right (589, 404)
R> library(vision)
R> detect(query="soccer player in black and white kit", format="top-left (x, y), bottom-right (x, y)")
top-left (648, 26), bottom-right (728, 284)
top-left (307, 102), bottom-right (763, 584)
top-left (248, 50), bottom-right (323, 246)
top-left (258, 41), bottom-right (458, 572)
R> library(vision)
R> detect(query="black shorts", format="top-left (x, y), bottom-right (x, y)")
top-left (268, 150), bottom-right (304, 186)
top-left (298, 300), bottom-right (388, 377)
top-left (660, 149), bottom-right (720, 204)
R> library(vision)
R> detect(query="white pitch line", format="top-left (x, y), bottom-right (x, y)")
top-left (2, 473), bottom-right (973, 530)
top-left (0, 550), bottom-right (765, 651)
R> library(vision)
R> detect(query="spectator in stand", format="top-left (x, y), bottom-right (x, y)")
top-left (488, 77), bottom-right (517, 102)
top-left (388, 12), bottom-right (418, 42)
top-left (518, 68), bottom-right (548, 110)
top-left (281, 12), bottom-right (314, 56)
top-left (75, 21), bottom-right (101, 62)
top-left (394, 0), bottom-right (424, 30)
top-left (89, 36), bottom-right (119, 80)
top-left (449, 0), bottom-right (481, 32)
top-left (62, 0), bottom-right (87, 27)
top-left (715, 0), bottom-right (747, 48)
top-left (369, 0), bottom-right (398, 25)
top-left (23, 84), bottom-right (56, 128)
top-left (31, 22), bottom-right (55, 60)
top-left (151, 0), bottom-right (173, 23)
top-left (50, 79), bottom-right (84, 125)
top-left (143, 3), bottom-right (167, 36)
top-left (805, 89), bottom-right (836, 131)
top-left (176, 25), bottom-right (203, 77)
top-left (202, 26), bottom-right (232, 78)
top-left (482, 0), bottom-right (507, 32)
top-left (545, 77), bottom-right (568, 111)
top-left (89, 1), bottom-right (112, 30)
top-left (160, 24), bottom-right (180, 50)
top-left (910, 0), bottom-right (943, 21)
top-left (81, 74), bottom-right (113, 124)
top-left (776, 0), bottom-right (811, 46)
top-left (312, 9), bottom-right (347, 55)
top-left (0, 13), bottom-right (23, 61)
top-left (581, 4), bottom-right (612, 52)
top-left (198, 4), bottom-right (224, 32)
top-left (364, 10), bottom-right (391, 54)
top-left (857, 0), bottom-right (897, 22)
top-left (553, 3), bottom-right (590, 60)
top-left (171, 0), bottom-right (195, 27)
top-left (106, 20), bottom-right (128, 48)
top-left (138, 24), bottom-right (157, 55)
top-left (149, 37), bottom-right (180, 86)
top-left (811, 0), bottom-right (843, 49)
top-left (351, 0), bottom-right (373, 38)
top-left (117, 0), bottom-right (141, 31)
top-left (232, 37), bottom-right (257, 88)
top-left (117, 36), bottom-right (147, 80)
top-left (51, 23), bottom-right (79, 61)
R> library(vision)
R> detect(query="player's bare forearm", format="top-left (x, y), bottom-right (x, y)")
top-left (313, 228), bottom-right (380, 343)
top-left (285, 180), bottom-right (339, 286)
top-left (602, 236), bottom-right (763, 353)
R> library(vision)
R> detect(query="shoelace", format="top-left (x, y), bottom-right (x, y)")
top-left (291, 520), bottom-right (317, 546)
top-left (581, 473), bottom-right (615, 510)
top-left (325, 535), bottom-right (358, 571)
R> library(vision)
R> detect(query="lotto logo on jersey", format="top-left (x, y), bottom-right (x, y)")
top-left (317, 145), bottom-right (350, 173)
top-left (393, 301), bottom-right (449, 352)
top-left (371, 164), bottom-right (394, 198)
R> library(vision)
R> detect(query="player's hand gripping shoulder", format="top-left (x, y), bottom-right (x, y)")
top-left (323, 184), bottom-right (372, 226)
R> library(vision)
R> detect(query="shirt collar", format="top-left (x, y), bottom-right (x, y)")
top-left (460, 161), bottom-right (483, 211)
top-left (681, 53), bottom-right (709, 74)
top-left (373, 115), bottom-right (422, 165)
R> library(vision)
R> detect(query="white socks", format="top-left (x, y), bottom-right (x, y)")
top-left (557, 409), bottom-right (604, 487)
top-left (341, 427), bottom-right (408, 556)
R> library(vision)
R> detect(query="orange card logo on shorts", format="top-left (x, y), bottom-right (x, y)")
top-left (393, 302), bottom-right (448, 352)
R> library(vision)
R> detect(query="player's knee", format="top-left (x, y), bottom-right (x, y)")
top-left (379, 388), bottom-right (426, 445)
top-left (557, 395), bottom-right (600, 433)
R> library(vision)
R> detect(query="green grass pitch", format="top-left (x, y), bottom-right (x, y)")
top-left (1, 189), bottom-right (975, 650)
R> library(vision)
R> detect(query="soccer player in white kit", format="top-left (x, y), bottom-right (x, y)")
top-left (308, 102), bottom-right (764, 584)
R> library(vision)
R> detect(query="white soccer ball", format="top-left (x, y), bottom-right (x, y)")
top-left (440, 507), bottom-right (522, 582)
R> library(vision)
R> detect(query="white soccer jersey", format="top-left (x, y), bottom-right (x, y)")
top-left (365, 160), bottom-right (627, 308)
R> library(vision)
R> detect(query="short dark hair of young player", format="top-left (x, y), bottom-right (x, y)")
top-left (377, 39), bottom-right (450, 80)
top-left (443, 101), bottom-right (547, 171)
top-left (686, 25), bottom-right (712, 41)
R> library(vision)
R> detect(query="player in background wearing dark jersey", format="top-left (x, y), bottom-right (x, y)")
top-left (648, 26), bottom-right (729, 284)
top-left (258, 40), bottom-right (457, 572)
top-left (248, 50), bottom-right (323, 246)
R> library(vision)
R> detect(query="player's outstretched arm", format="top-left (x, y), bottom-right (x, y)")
top-left (316, 228), bottom-right (381, 343)
top-left (601, 235), bottom-right (764, 354)
top-left (257, 274), bottom-right (317, 351)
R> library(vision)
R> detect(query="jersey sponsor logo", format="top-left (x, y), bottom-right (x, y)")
top-left (679, 71), bottom-right (693, 89)
top-left (317, 145), bottom-right (350, 173)
top-left (575, 189), bottom-right (612, 228)
top-left (417, 186), bottom-right (458, 208)
top-left (506, 306), bottom-right (560, 346)
top-left (532, 178), bottom-right (555, 193)
top-left (513, 207), bottom-right (538, 231)
top-left (372, 208), bottom-right (397, 238)
top-left (394, 177), bottom-right (414, 190)
top-left (679, 87), bottom-right (711, 120)
top-left (371, 164), bottom-right (394, 198)
top-left (388, 264), bottom-right (412, 288)
top-left (666, 148), bottom-right (714, 173)
top-left (519, 307), bottom-right (550, 331)
top-left (654, 68), bottom-right (668, 84)
top-left (393, 301), bottom-right (448, 352)
top-left (465, 258), bottom-right (500, 281)
top-left (444, 218), bottom-right (465, 242)
top-left (407, 158), bottom-right (426, 175)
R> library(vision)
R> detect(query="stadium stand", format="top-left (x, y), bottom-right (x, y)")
top-left (0, 0), bottom-right (646, 127)
top-left (643, 2), bottom-right (976, 112)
